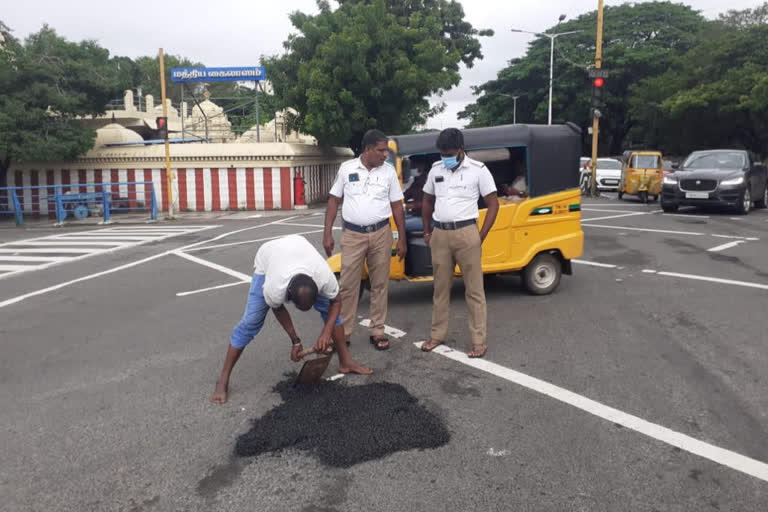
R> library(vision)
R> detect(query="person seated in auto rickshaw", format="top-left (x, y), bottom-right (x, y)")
top-left (499, 159), bottom-right (528, 203)
top-left (404, 157), bottom-right (429, 232)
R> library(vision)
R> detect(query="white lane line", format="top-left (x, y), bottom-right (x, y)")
top-left (0, 264), bottom-right (36, 272)
top-left (651, 211), bottom-right (710, 218)
top-left (707, 240), bottom-right (746, 252)
top-left (572, 259), bottom-right (617, 269)
top-left (581, 203), bottom-right (649, 208)
top-left (172, 251), bottom-right (252, 281)
top-left (176, 281), bottom-right (249, 297)
top-left (183, 229), bottom-right (324, 252)
top-left (0, 256), bottom-right (71, 262)
top-left (50, 237), bottom-right (156, 242)
top-left (415, 342), bottom-right (768, 483)
top-left (4, 240), bottom-right (130, 247)
top-left (582, 208), bottom-right (649, 214)
top-left (270, 215), bottom-right (300, 224)
top-left (582, 224), bottom-right (710, 237)
top-left (359, 319), bottom-right (407, 338)
top-left (0, 248), bottom-right (97, 254)
top-left (642, 269), bottom-right (657, 274)
top-left (711, 234), bottom-right (759, 241)
top-left (277, 222), bottom-right (341, 230)
top-left (581, 212), bottom-right (651, 222)
top-left (0, 222), bottom-right (285, 309)
top-left (657, 271), bottom-right (768, 291)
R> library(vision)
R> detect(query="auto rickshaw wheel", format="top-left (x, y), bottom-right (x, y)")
top-left (617, 190), bottom-right (624, 200)
top-left (639, 191), bottom-right (648, 204)
top-left (522, 253), bottom-right (561, 296)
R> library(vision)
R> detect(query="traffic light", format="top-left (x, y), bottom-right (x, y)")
top-left (591, 77), bottom-right (605, 118)
top-left (156, 116), bottom-right (168, 140)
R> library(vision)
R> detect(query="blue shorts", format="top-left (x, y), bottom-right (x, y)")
top-left (230, 274), bottom-right (342, 349)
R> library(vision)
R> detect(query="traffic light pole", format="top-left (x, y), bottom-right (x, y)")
top-left (589, 0), bottom-right (605, 198)
top-left (159, 48), bottom-right (175, 218)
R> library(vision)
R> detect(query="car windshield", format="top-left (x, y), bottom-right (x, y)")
top-left (631, 155), bottom-right (660, 168)
top-left (683, 152), bottom-right (745, 169)
top-left (598, 160), bottom-right (622, 170)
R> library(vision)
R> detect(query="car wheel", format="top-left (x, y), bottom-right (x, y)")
top-left (661, 199), bottom-right (678, 213)
top-left (522, 253), bottom-right (562, 295)
top-left (755, 185), bottom-right (768, 209)
top-left (736, 187), bottom-right (752, 215)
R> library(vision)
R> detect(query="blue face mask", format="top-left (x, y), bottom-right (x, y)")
top-left (441, 156), bottom-right (459, 170)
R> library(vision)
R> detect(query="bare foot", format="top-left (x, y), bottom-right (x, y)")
top-left (338, 359), bottom-right (373, 375)
top-left (210, 382), bottom-right (229, 404)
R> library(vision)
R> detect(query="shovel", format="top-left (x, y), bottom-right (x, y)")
top-left (294, 346), bottom-right (331, 386)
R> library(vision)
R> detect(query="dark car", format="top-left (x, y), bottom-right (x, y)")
top-left (660, 150), bottom-right (768, 214)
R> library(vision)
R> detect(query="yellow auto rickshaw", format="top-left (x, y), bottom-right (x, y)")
top-left (618, 150), bottom-right (664, 203)
top-left (327, 123), bottom-right (584, 295)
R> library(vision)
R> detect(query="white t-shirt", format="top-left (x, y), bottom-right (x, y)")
top-left (253, 235), bottom-right (339, 308)
top-left (329, 158), bottom-right (404, 226)
top-left (422, 156), bottom-right (497, 223)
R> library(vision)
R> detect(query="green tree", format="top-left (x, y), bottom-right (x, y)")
top-left (631, 21), bottom-right (768, 155)
top-left (718, 1), bottom-right (768, 29)
top-left (264, 0), bottom-right (492, 152)
top-left (0, 24), bottom-right (125, 186)
top-left (459, 2), bottom-right (707, 155)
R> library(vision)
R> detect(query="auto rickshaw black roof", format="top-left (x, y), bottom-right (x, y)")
top-left (390, 123), bottom-right (582, 198)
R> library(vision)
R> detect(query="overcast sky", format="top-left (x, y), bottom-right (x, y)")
top-left (4, 0), bottom-right (762, 130)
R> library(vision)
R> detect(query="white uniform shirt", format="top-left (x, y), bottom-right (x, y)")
top-left (253, 235), bottom-right (339, 308)
top-left (422, 156), bottom-right (497, 223)
top-left (329, 158), bottom-right (404, 226)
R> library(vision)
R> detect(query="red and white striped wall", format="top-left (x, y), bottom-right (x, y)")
top-left (7, 165), bottom-right (339, 214)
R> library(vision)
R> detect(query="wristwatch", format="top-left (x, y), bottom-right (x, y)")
top-left (291, 337), bottom-right (302, 346)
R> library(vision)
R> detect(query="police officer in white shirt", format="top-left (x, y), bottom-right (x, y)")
top-left (419, 128), bottom-right (499, 358)
top-left (323, 129), bottom-right (407, 351)
top-left (211, 235), bottom-right (372, 404)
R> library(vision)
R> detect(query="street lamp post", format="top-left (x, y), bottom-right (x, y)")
top-left (511, 22), bottom-right (582, 125)
top-left (497, 93), bottom-right (520, 124)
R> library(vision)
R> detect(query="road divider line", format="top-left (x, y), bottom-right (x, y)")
top-left (707, 240), bottom-right (746, 252)
top-left (172, 251), bottom-right (252, 281)
top-left (176, 281), bottom-right (249, 297)
top-left (276, 222), bottom-right (340, 229)
top-left (414, 341), bottom-right (768, 483)
top-left (182, 229), bottom-right (324, 252)
top-left (656, 271), bottom-right (768, 291)
top-left (582, 208), bottom-right (649, 214)
top-left (581, 212), bottom-right (651, 222)
top-left (572, 259), bottom-right (617, 269)
top-left (359, 319), bottom-right (407, 338)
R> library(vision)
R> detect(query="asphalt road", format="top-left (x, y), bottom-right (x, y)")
top-left (1, 198), bottom-right (767, 511)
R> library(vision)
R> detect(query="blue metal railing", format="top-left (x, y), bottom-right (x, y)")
top-left (0, 182), bottom-right (157, 226)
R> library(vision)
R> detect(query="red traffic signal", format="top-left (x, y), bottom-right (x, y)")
top-left (593, 77), bottom-right (605, 88)
top-left (156, 116), bottom-right (168, 140)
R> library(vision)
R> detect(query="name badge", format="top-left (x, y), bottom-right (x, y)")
top-left (349, 173), bottom-right (360, 182)
top-left (435, 176), bottom-right (445, 183)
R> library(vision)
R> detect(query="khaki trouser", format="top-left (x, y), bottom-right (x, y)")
top-left (339, 226), bottom-right (393, 340)
top-left (430, 224), bottom-right (486, 347)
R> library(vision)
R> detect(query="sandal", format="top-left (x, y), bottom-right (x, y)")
top-left (369, 335), bottom-right (390, 351)
top-left (467, 344), bottom-right (487, 358)
top-left (420, 339), bottom-right (443, 352)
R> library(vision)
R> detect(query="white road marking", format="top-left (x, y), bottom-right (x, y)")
top-left (652, 211), bottom-right (710, 218)
top-left (327, 374), bottom-right (346, 382)
top-left (359, 319), bottom-right (407, 338)
top-left (172, 251), bottom-right (252, 281)
top-left (572, 259), bottom-right (617, 269)
top-left (0, 226), bottom-right (218, 281)
top-left (415, 341), bottom-right (768, 483)
top-left (656, 271), bottom-right (768, 291)
top-left (582, 208), bottom-right (649, 214)
top-left (276, 222), bottom-right (341, 230)
top-left (582, 224), bottom-right (759, 241)
top-left (0, 264), bottom-right (36, 272)
top-left (0, 220), bottom-right (295, 309)
top-left (642, 269), bottom-right (657, 274)
top-left (581, 212), bottom-right (651, 222)
top-left (707, 240), bottom-right (746, 252)
top-left (176, 281), bottom-right (249, 297)
top-left (183, 229), bottom-right (325, 252)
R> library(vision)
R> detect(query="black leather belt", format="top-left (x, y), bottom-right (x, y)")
top-left (433, 219), bottom-right (477, 230)
top-left (343, 219), bottom-right (389, 233)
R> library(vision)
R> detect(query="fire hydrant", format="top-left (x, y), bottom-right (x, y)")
top-left (293, 170), bottom-right (308, 209)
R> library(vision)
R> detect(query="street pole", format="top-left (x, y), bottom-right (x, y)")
top-left (548, 36), bottom-right (555, 125)
top-left (511, 27), bottom-right (581, 125)
top-left (590, 0), bottom-right (605, 198)
top-left (513, 96), bottom-right (519, 124)
top-left (159, 48), bottom-right (174, 218)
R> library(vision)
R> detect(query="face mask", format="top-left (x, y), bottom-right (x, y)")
top-left (441, 156), bottom-right (459, 169)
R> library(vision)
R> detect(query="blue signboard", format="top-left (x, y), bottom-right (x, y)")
top-left (170, 66), bottom-right (266, 83)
